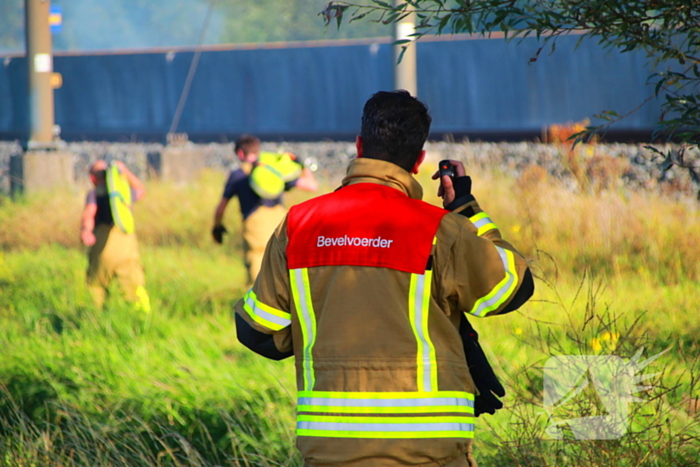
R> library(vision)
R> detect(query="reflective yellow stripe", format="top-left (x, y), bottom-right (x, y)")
top-left (408, 238), bottom-right (438, 392)
top-left (298, 390), bottom-right (474, 400)
top-left (296, 428), bottom-right (474, 439)
top-left (297, 390), bottom-right (474, 414)
top-left (296, 390), bottom-right (475, 439)
top-left (297, 414), bottom-right (474, 439)
top-left (243, 288), bottom-right (291, 331)
top-left (297, 404), bottom-right (473, 414)
top-left (290, 268), bottom-right (317, 390)
top-left (299, 414), bottom-right (472, 424)
top-left (469, 247), bottom-right (518, 317)
top-left (469, 212), bottom-right (497, 236)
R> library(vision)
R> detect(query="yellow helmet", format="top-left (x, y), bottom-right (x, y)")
top-left (249, 152), bottom-right (302, 199)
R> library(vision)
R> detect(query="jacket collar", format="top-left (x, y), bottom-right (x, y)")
top-left (341, 158), bottom-right (424, 200)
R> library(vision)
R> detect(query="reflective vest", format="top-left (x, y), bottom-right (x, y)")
top-left (280, 183), bottom-right (475, 444)
top-left (249, 152), bottom-right (302, 199)
top-left (106, 163), bottom-right (134, 234)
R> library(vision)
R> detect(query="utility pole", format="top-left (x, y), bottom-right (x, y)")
top-left (393, 0), bottom-right (417, 96)
top-left (13, 0), bottom-right (72, 195)
top-left (25, 0), bottom-right (55, 147)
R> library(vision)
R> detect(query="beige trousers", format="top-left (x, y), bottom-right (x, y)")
top-left (242, 204), bottom-right (287, 285)
top-left (302, 441), bottom-right (477, 467)
top-left (87, 224), bottom-right (150, 312)
top-left (445, 442), bottom-right (478, 467)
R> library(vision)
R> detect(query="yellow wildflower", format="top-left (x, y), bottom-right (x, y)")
top-left (600, 331), bottom-right (620, 350)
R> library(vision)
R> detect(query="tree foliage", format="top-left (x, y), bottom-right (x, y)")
top-left (0, 1), bottom-right (391, 53)
top-left (323, 0), bottom-right (700, 158)
top-left (0, 0), bottom-right (224, 52)
top-left (216, 0), bottom-right (390, 43)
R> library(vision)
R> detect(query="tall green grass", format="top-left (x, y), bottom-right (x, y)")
top-left (0, 164), bottom-right (698, 466)
top-left (0, 246), bottom-right (297, 466)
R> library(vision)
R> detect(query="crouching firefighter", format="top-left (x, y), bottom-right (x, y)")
top-left (234, 91), bottom-right (534, 467)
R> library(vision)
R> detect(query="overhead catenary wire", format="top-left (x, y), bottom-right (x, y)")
top-left (168, 0), bottom-right (218, 136)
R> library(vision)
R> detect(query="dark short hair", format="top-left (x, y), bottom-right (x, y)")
top-left (235, 134), bottom-right (261, 155)
top-left (360, 90), bottom-right (432, 172)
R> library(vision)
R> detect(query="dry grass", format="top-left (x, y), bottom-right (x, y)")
top-left (418, 161), bottom-right (700, 283)
top-left (1, 155), bottom-right (698, 467)
top-left (0, 168), bottom-right (329, 252)
top-left (0, 189), bottom-right (84, 250)
top-left (0, 170), bottom-right (235, 250)
top-left (3, 162), bottom-right (700, 284)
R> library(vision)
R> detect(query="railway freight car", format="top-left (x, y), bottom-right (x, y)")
top-left (0, 34), bottom-right (660, 142)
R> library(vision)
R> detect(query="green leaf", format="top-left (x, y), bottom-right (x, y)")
top-left (335, 0), bottom-right (700, 145)
top-left (437, 14), bottom-right (451, 34)
top-left (372, 1), bottom-right (395, 9)
top-left (349, 11), bottom-right (372, 23)
top-left (658, 155), bottom-right (673, 172)
top-left (397, 45), bottom-right (408, 63)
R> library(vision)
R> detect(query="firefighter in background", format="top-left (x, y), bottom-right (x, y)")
top-left (234, 91), bottom-right (534, 466)
top-left (80, 160), bottom-right (150, 312)
top-left (212, 134), bottom-right (318, 284)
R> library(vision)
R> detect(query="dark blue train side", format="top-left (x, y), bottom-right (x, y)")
top-left (0, 34), bottom-right (661, 142)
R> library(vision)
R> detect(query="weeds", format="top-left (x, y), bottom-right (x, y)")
top-left (476, 271), bottom-right (700, 467)
top-left (0, 158), bottom-right (698, 465)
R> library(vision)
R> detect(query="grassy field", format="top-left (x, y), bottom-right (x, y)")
top-left (0, 163), bottom-right (698, 466)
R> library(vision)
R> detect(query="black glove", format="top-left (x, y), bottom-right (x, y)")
top-left (445, 176), bottom-right (474, 212)
top-left (459, 313), bottom-right (506, 416)
top-left (212, 224), bottom-right (227, 244)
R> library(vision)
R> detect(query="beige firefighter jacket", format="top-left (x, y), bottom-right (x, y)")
top-left (234, 157), bottom-right (531, 467)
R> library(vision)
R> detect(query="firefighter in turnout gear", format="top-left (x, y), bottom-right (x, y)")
top-left (212, 134), bottom-right (317, 285)
top-left (234, 91), bottom-right (534, 466)
top-left (81, 160), bottom-right (150, 312)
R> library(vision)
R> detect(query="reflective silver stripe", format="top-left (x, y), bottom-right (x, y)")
top-left (471, 217), bottom-right (494, 229)
top-left (297, 393), bottom-right (475, 438)
top-left (469, 212), bottom-right (497, 236)
top-left (244, 294), bottom-right (291, 329)
top-left (470, 246), bottom-right (517, 317)
top-left (298, 396), bottom-right (474, 409)
top-left (298, 420), bottom-right (474, 432)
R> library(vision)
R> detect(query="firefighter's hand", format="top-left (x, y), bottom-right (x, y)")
top-left (212, 224), bottom-right (227, 244)
top-left (460, 314), bottom-right (506, 417)
top-left (431, 160), bottom-right (467, 206)
top-left (81, 229), bottom-right (96, 247)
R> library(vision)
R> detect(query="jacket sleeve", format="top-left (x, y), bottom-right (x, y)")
top-left (233, 217), bottom-right (294, 356)
top-left (236, 313), bottom-right (293, 360)
top-left (441, 196), bottom-right (534, 318)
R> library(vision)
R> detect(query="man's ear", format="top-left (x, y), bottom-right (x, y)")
top-left (355, 136), bottom-right (363, 158)
top-left (236, 149), bottom-right (246, 161)
top-left (411, 150), bottom-right (426, 174)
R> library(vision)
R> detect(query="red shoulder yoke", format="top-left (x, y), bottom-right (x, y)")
top-left (287, 183), bottom-right (447, 274)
